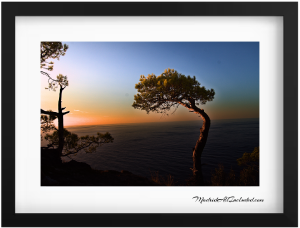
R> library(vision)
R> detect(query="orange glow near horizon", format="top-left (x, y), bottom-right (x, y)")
top-left (54, 112), bottom-right (197, 127)
top-left (42, 89), bottom-right (259, 127)
top-left (52, 106), bottom-right (259, 127)
top-left (42, 90), bottom-right (258, 128)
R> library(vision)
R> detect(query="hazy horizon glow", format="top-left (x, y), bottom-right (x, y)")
top-left (41, 42), bottom-right (259, 127)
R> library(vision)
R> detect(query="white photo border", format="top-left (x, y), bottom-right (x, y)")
top-left (15, 16), bottom-right (283, 214)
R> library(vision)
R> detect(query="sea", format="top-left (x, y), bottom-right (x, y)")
top-left (41, 118), bottom-right (259, 185)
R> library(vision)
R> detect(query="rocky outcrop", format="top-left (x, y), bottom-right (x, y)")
top-left (41, 148), bottom-right (160, 186)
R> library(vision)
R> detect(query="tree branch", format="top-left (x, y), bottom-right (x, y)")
top-left (41, 109), bottom-right (59, 116)
top-left (40, 71), bottom-right (59, 82)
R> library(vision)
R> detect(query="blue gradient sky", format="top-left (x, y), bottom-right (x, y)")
top-left (41, 42), bottom-right (259, 126)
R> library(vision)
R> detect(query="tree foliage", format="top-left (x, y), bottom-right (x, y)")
top-left (41, 111), bottom-right (57, 134)
top-left (40, 42), bottom-right (69, 92)
top-left (41, 42), bottom-right (69, 71)
top-left (237, 146), bottom-right (259, 166)
top-left (132, 68), bottom-right (215, 114)
top-left (210, 147), bottom-right (259, 186)
top-left (237, 147), bottom-right (259, 186)
top-left (45, 129), bottom-right (114, 157)
top-left (43, 73), bottom-right (69, 92)
top-left (211, 165), bottom-right (236, 186)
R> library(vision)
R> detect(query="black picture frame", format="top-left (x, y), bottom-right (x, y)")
top-left (2, 2), bottom-right (298, 227)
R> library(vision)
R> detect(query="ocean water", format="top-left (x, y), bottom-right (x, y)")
top-left (42, 118), bottom-right (259, 185)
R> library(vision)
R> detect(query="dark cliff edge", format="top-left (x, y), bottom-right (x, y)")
top-left (41, 148), bottom-right (160, 186)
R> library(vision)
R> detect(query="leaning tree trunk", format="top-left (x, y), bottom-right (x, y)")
top-left (189, 101), bottom-right (211, 185)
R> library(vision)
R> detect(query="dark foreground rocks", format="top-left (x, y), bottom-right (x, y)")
top-left (41, 148), bottom-right (160, 186)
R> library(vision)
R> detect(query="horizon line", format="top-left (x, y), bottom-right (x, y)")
top-left (63, 117), bottom-right (259, 128)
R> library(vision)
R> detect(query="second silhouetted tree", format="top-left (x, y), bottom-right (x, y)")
top-left (41, 42), bottom-right (114, 157)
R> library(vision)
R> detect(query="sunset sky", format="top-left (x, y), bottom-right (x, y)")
top-left (41, 42), bottom-right (259, 126)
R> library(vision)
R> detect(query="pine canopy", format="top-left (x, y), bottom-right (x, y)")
top-left (132, 68), bottom-right (215, 114)
top-left (40, 42), bottom-right (69, 71)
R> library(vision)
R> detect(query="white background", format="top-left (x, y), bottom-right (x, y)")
top-left (15, 16), bottom-right (283, 214)
top-left (0, 0), bottom-right (300, 224)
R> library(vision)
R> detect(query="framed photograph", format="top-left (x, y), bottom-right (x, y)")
top-left (2, 1), bottom-right (298, 227)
